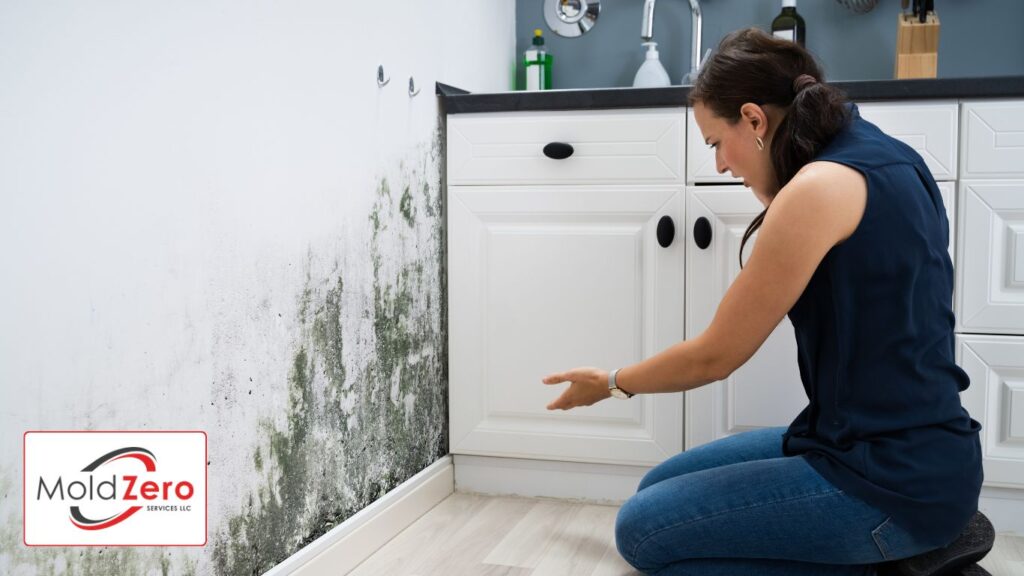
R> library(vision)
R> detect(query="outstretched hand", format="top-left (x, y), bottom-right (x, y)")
top-left (542, 366), bottom-right (611, 411)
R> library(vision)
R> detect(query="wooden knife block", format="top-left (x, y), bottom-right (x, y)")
top-left (895, 11), bottom-right (939, 79)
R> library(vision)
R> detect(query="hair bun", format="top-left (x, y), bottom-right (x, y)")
top-left (793, 74), bottom-right (818, 94)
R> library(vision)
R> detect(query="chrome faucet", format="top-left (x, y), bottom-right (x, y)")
top-left (641, 0), bottom-right (703, 84)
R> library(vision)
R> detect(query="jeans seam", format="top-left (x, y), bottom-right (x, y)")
top-left (630, 487), bottom-right (843, 564)
top-left (871, 517), bottom-right (894, 560)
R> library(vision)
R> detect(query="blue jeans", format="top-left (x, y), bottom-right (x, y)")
top-left (615, 427), bottom-right (936, 575)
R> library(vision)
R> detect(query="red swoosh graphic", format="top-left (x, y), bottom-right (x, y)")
top-left (70, 506), bottom-right (142, 530)
top-left (107, 453), bottom-right (156, 472)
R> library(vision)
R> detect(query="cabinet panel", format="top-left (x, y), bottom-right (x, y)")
top-left (938, 181), bottom-right (955, 267)
top-left (957, 335), bottom-right (1024, 489)
top-left (684, 186), bottom-right (806, 448)
top-left (686, 110), bottom-right (740, 185)
top-left (448, 185), bottom-right (685, 465)
top-left (858, 101), bottom-right (959, 181)
top-left (686, 101), bottom-right (958, 184)
top-left (955, 180), bottom-right (1024, 335)
top-left (448, 109), bottom-right (684, 186)
top-left (961, 100), bottom-right (1024, 179)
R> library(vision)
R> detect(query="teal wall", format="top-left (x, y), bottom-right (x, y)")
top-left (516, 0), bottom-right (1024, 89)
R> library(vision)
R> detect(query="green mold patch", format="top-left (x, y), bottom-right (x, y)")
top-left (211, 138), bottom-right (447, 575)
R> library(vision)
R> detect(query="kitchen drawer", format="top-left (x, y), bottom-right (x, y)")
top-left (955, 180), bottom-right (1024, 335)
top-left (447, 108), bottom-right (685, 185)
top-left (686, 109), bottom-right (740, 185)
top-left (957, 334), bottom-right (1024, 489)
top-left (961, 100), bottom-right (1024, 179)
top-left (858, 101), bottom-right (958, 181)
top-left (685, 100), bottom-right (958, 184)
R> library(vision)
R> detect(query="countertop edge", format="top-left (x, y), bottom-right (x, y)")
top-left (437, 76), bottom-right (1024, 114)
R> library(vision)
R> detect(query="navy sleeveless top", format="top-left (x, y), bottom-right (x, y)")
top-left (781, 103), bottom-right (983, 548)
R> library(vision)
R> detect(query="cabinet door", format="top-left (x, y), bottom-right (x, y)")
top-left (684, 186), bottom-right (806, 449)
top-left (448, 185), bottom-right (685, 466)
top-left (955, 180), bottom-right (1024, 335)
top-left (961, 100), bottom-right (1024, 180)
top-left (858, 101), bottom-right (959, 181)
top-left (957, 335), bottom-right (1024, 489)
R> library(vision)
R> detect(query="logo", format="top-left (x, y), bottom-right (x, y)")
top-left (24, 431), bottom-right (207, 546)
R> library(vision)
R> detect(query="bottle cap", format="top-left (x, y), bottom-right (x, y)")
top-left (533, 28), bottom-right (545, 46)
top-left (642, 41), bottom-right (659, 59)
top-left (782, 0), bottom-right (796, 7)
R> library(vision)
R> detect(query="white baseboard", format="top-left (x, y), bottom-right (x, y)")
top-left (979, 485), bottom-right (1024, 536)
top-left (264, 455), bottom-right (454, 576)
top-left (452, 454), bottom-right (650, 505)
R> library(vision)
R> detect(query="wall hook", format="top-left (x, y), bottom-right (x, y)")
top-left (377, 65), bottom-right (390, 87)
top-left (408, 76), bottom-right (420, 97)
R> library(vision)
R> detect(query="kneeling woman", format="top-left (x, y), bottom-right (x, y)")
top-left (542, 27), bottom-right (992, 576)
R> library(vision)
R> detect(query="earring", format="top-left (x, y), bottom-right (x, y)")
top-left (755, 136), bottom-right (765, 151)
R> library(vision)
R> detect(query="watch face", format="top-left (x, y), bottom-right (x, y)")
top-left (610, 388), bottom-right (628, 399)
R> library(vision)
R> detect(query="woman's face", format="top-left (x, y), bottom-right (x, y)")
top-left (692, 100), bottom-right (780, 207)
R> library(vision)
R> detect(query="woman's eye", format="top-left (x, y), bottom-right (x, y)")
top-left (709, 142), bottom-right (718, 150)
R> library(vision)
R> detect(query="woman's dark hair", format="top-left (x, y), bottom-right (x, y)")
top-left (688, 27), bottom-right (850, 268)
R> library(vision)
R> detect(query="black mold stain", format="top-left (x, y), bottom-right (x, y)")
top-left (211, 136), bottom-right (447, 576)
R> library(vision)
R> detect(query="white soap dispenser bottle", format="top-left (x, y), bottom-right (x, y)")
top-left (632, 41), bottom-right (671, 88)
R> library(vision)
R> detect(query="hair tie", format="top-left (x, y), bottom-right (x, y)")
top-left (793, 74), bottom-right (818, 94)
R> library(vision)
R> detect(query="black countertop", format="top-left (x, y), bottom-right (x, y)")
top-left (437, 76), bottom-right (1024, 114)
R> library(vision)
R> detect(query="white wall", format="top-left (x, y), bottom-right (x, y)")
top-left (0, 1), bottom-right (515, 574)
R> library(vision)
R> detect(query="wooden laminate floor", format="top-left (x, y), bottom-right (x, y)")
top-left (348, 492), bottom-right (1024, 576)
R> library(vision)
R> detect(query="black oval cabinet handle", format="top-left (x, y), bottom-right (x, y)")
top-left (542, 142), bottom-right (574, 160)
top-left (657, 216), bottom-right (675, 248)
top-left (694, 217), bottom-right (712, 250)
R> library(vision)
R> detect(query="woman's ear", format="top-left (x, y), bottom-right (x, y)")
top-left (739, 103), bottom-right (768, 136)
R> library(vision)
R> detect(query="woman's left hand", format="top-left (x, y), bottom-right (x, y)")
top-left (542, 367), bottom-right (611, 411)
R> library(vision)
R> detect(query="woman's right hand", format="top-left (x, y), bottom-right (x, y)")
top-left (542, 367), bottom-right (611, 411)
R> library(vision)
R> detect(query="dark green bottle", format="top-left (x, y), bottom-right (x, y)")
top-left (771, 0), bottom-right (806, 47)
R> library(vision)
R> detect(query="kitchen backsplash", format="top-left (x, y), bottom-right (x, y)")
top-left (516, 0), bottom-right (1024, 89)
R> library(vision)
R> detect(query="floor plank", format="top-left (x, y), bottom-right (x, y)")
top-left (350, 491), bottom-right (1024, 576)
top-left (414, 495), bottom-right (537, 575)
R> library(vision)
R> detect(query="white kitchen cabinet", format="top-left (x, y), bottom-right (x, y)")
top-left (685, 101), bottom-right (958, 184)
top-left (446, 108), bottom-right (687, 466)
top-left (683, 186), bottom-right (806, 448)
top-left (448, 109), bottom-right (684, 186)
top-left (955, 180), bottom-right (1024, 335)
top-left (956, 99), bottom-right (1024, 519)
top-left (957, 335), bottom-right (1024, 489)
top-left (961, 100), bottom-right (1024, 180)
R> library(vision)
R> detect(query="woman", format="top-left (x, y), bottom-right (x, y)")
top-left (541, 28), bottom-right (993, 576)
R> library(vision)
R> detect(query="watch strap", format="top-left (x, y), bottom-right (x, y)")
top-left (609, 368), bottom-right (634, 398)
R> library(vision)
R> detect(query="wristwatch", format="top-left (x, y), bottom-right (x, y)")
top-left (608, 368), bottom-right (635, 399)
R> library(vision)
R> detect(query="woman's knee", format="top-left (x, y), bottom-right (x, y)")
top-left (614, 499), bottom-right (648, 570)
top-left (615, 495), bottom-right (678, 573)
top-left (636, 466), bottom-right (664, 493)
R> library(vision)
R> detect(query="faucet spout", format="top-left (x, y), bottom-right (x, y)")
top-left (641, 0), bottom-right (656, 41)
top-left (688, 0), bottom-right (702, 82)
